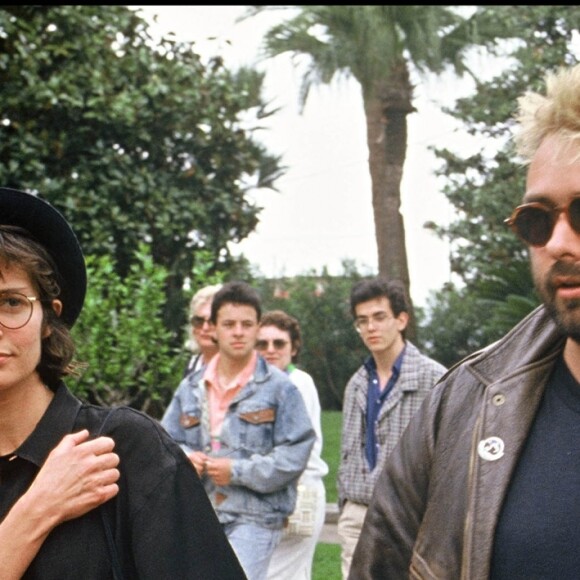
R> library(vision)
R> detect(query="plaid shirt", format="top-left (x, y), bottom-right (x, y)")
top-left (337, 341), bottom-right (447, 507)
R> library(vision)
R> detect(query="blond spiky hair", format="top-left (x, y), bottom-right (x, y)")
top-left (515, 64), bottom-right (580, 164)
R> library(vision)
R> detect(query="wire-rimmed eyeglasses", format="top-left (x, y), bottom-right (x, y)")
top-left (0, 292), bottom-right (42, 329)
top-left (354, 311), bottom-right (393, 332)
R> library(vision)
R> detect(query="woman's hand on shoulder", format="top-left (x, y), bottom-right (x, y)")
top-left (24, 430), bottom-right (120, 526)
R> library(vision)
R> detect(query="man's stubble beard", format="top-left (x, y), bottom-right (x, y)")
top-left (535, 262), bottom-right (580, 343)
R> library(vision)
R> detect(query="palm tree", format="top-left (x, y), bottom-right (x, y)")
top-left (244, 5), bottom-right (487, 337)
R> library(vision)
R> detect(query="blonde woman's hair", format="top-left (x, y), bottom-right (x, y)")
top-left (187, 283), bottom-right (222, 352)
top-left (189, 283), bottom-right (223, 319)
top-left (515, 64), bottom-right (580, 164)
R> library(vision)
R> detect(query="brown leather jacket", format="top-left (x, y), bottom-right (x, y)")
top-left (349, 305), bottom-right (565, 579)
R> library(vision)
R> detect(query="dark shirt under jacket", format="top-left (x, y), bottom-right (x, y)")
top-left (0, 383), bottom-right (246, 580)
top-left (491, 356), bottom-right (580, 579)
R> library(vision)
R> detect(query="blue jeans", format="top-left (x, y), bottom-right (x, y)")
top-left (224, 522), bottom-right (283, 580)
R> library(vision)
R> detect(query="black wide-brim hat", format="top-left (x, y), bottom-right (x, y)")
top-left (0, 187), bottom-right (86, 327)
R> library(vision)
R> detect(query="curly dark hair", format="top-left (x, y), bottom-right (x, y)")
top-left (0, 226), bottom-right (76, 388)
top-left (259, 309), bottom-right (302, 363)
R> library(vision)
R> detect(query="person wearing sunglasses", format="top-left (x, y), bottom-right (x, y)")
top-left (349, 64), bottom-right (580, 580)
top-left (162, 281), bottom-right (315, 580)
top-left (183, 283), bottom-right (222, 377)
top-left (337, 277), bottom-right (447, 579)
top-left (256, 310), bottom-right (329, 580)
top-left (0, 188), bottom-right (246, 579)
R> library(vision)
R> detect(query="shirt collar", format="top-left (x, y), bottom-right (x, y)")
top-left (16, 383), bottom-right (81, 467)
top-left (203, 351), bottom-right (257, 392)
top-left (364, 343), bottom-right (407, 377)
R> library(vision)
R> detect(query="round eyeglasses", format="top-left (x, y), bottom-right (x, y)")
top-left (505, 197), bottom-right (580, 247)
top-left (354, 311), bottom-right (393, 332)
top-left (0, 292), bottom-right (41, 329)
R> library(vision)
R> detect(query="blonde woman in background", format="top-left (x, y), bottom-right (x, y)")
top-left (258, 310), bottom-right (329, 580)
top-left (183, 283), bottom-right (222, 377)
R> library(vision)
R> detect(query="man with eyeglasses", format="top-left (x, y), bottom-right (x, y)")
top-left (337, 277), bottom-right (447, 579)
top-left (349, 64), bottom-right (580, 580)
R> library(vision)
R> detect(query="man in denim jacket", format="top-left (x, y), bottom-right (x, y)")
top-left (162, 281), bottom-right (315, 580)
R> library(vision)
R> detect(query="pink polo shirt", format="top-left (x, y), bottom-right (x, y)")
top-left (203, 351), bottom-right (257, 452)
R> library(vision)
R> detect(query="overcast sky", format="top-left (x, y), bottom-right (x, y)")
top-left (135, 5), bottom-right (486, 307)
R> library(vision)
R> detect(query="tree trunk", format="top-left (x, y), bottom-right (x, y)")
top-left (363, 61), bottom-right (417, 340)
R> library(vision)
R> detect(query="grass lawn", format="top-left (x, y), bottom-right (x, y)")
top-left (312, 410), bottom-right (343, 579)
top-left (320, 410), bottom-right (341, 504)
top-left (313, 542), bottom-right (341, 580)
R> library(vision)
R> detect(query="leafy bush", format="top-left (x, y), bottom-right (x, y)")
top-left (257, 262), bottom-right (370, 410)
top-left (69, 245), bottom-right (187, 418)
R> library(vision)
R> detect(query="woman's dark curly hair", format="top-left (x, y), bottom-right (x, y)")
top-left (259, 309), bottom-right (302, 364)
top-left (0, 226), bottom-right (76, 388)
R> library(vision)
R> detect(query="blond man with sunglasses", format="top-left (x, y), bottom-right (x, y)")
top-left (350, 64), bottom-right (580, 579)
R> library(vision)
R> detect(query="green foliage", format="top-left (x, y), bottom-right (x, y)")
top-left (0, 5), bottom-right (284, 338)
top-left (313, 410), bottom-right (342, 577)
top-left (420, 5), bottom-right (579, 359)
top-left (427, 148), bottom-right (528, 284)
top-left (474, 260), bottom-right (539, 337)
top-left (418, 284), bottom-right (493, 368)
top-left (187, 248), bottom-right (226, 293)
top-left (432, 6), bottom-right (580, 283)
top-left (247, 6), bottom-right (475, 104)
top-left (69, 246), bottom-right (186, 418)
top-left (310, 410), bottom-right (341, 577)
top-left (257, 261), bottom-right (370, 410)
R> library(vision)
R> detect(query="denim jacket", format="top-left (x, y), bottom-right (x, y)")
top-left (161, 355), bottom-right (316, 530)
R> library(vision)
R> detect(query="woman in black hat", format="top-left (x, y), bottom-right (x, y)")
top-left (0, 188), bottom-right (246, 579)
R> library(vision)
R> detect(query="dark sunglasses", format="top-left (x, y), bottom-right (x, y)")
top-left (191, 315), bottom-right (212, 329)
top-left (505, 197), bottom-right (580, 247)
top-left (255, 339), bottom-right (289, 351)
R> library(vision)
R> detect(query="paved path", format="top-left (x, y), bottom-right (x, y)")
top-left (318, 521), bottom-right (339, 544)
top-left (318, 503), bottom-right (340, 544)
